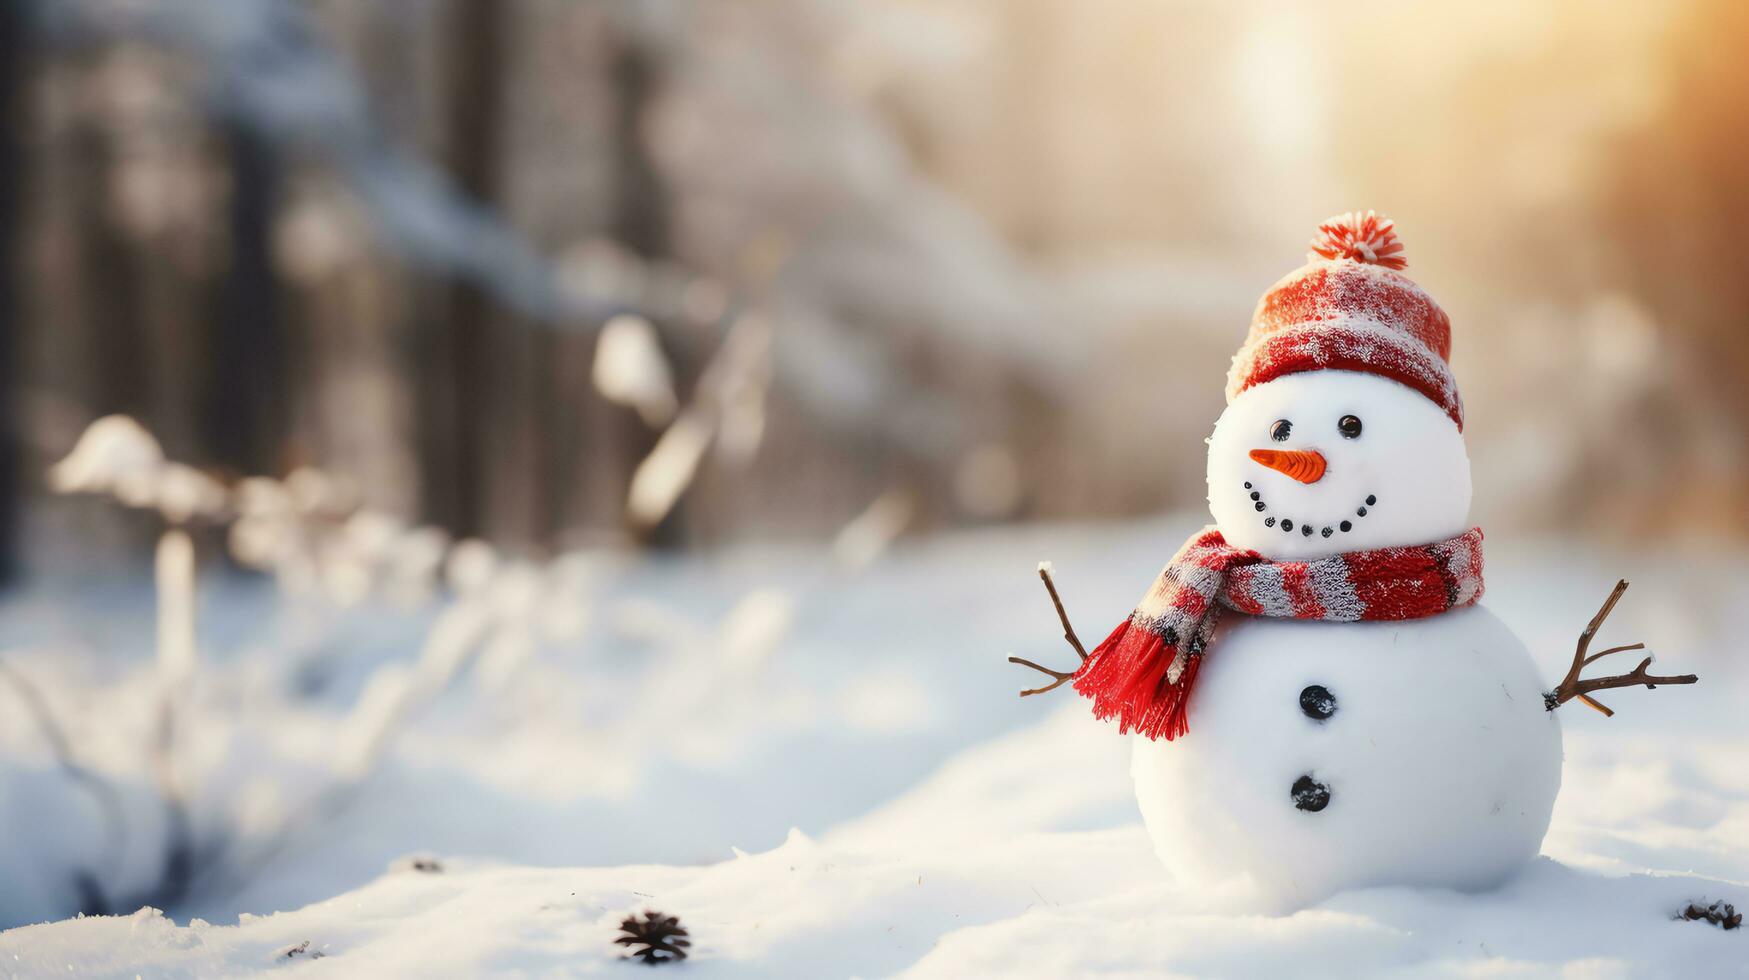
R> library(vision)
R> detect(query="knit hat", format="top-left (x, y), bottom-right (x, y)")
top-left (1226, 212), bottom-right (1462, 429)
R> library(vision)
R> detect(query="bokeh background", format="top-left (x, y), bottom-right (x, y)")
top-left (1, 0), bottom-right (1747, 946)
top-left (8, 0), bottom-right (1748, 568)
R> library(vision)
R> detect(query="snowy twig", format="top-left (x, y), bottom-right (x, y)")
top-left (44, 417), bottom-right (221, 911)
top-left (832, 489), bottom-right (914, 569)
top-left (625, 315), bottom-right (772, 531)
top-left (148, 528), bottom-right (201, 909)
top-left (1544, 580), bottom-right (1697, 716)
top-left (0, 659), bottom-right (129, 902)
top-left (1008, 563), bottom-right (1088, 697)
top-left (203, 584), bottom-right (522, 905)
top-left (42, 416), bottom-right (624, 913)
top-left (1039, 563), bottom-right (1088, 662)
top-left (333, 599), bottom-right (496, 783)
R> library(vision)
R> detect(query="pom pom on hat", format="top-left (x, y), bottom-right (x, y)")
top-left (1309, 210), bottom-right (1407, 269)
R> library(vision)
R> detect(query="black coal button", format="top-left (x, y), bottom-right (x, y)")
top-left (1299, 684), bottom-right (1337, 721)
top-left (1291, 774), bottom-right (1331, 812)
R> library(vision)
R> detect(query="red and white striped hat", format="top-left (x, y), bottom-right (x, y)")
top-left (1226, 212), bottom-right (1462, 429)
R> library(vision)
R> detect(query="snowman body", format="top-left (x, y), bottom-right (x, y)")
top-left (1132, 609), bottom-right (1561, 907)
top-left (1129, 367), bottom-right (1563, 906)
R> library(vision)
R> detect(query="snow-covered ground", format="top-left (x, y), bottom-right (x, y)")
top-left (1, 517), bottom-right (1745, 976)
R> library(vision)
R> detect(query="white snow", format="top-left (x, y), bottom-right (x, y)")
top-left (592, 315), bottom-right (679, 428)
top-left (0, 519), bottom-right (1744, 976)
top-left (44, 415), bottom-right (164, 498)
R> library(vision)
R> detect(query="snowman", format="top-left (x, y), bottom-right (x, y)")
top-left (1012, 212), bottom-right (1696, 908)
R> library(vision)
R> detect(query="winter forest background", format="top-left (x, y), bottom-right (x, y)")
top-left (1, 0), bottom-right (1747, 974)
top-left (12, 0), bottom-right (1749, 554)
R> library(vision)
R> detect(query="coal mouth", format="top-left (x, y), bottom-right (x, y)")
top-left (1244, 480), bottom-right (1377, 540)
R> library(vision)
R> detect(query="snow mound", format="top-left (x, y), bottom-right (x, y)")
top-left (2, 732), bottom-right (1743, 977)
top-left (1, 521), bottom-right (1746, 975)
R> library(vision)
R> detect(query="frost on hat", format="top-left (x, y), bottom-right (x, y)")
top-left (1226, 212), bottom-right (1462, 429)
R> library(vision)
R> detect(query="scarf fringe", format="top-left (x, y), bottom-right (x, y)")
top-left (1073, 620), bottom-right (1199, 741)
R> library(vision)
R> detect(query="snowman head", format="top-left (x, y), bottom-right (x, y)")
top-left (1207, 371), bottom-right (1470, 559)
top-left (1208, 212), bottom-right (1469, 559)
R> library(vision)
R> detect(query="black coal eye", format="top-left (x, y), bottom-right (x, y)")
top-left (1337, 415), bottom-right (1363, 439)
top-left (1270, 419), bottom-right (1293, 442)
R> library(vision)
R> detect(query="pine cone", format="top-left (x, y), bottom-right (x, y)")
top-left (615, 910), bottom-right (692, 964)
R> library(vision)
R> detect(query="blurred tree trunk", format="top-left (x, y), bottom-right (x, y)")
top-left (68, 131), bottom-right (148, 421)
top-left (608, 32), bottom-right (669, 260)
top-left (0, 2), bottom-right (24, 582)
top-left (607, 21), bottom-right (678, 546)
top-left (204, 123), bottom-right (286, 475)
top-left (420, 0), bottom-right (509, 539)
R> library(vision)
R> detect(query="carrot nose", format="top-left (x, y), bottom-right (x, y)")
top-left (1250, 448), bottom-right (1327, 484)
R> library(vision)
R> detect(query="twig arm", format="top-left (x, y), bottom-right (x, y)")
top-left (1010, 562), bottom-right (1090, 698)
top-left (1569, 656), bottom-right (1698, 699)
top-left (1545, 580), bottom-right (1697, 715)
top-left (1038, 562), bottom-right (1088, 662)
top-left (1581, 642), bottom-right (1644, 668)
top-left (1007, 656), bottom-right (1074, 697)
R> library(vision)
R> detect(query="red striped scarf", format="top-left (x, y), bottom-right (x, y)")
top-left (1074, 526), bottom-right (1484, 740)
